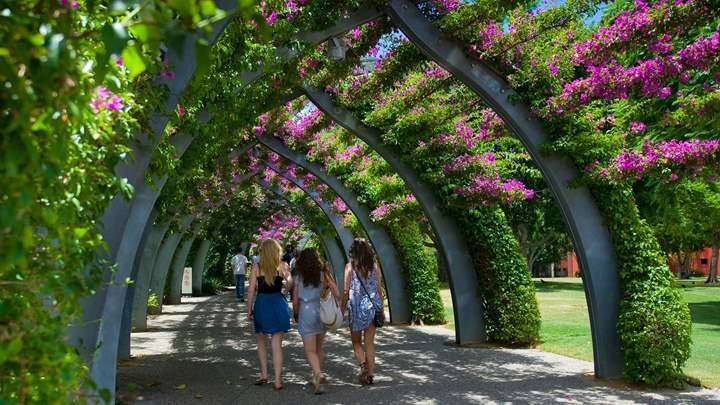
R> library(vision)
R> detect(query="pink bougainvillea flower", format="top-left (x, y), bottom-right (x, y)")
top-left (265, 10), bottom-right (278, 25)
top-left (90, 86), bottom-right (123, 112)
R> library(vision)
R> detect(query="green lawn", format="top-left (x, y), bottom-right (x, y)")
top-left (439, 278), bottom-right (720, 387)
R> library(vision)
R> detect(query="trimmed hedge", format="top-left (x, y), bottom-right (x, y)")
top-left (601, 187), bottom-right (692, 386)
top-left (458, 207), bottom-right (541, 345)
top-left (387, 220), bottom-right (446, 324)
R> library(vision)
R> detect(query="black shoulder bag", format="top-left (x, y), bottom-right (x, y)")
top-left (355, 270), bottom-right (384, 328)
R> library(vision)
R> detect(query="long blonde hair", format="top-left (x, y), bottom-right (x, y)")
top-left (258, 239), bottom-right (282, 281)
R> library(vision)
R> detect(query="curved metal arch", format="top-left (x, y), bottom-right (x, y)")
top-left (258, 135), bottom-right (411, 323)
top-left (192, 239), bottom-right (212, 296)
top-left (386, 0), bottom-right (622, 377)
top-left (255, 179), bottom-right (346, 280)
top-left (304, 85), bottom-right (485, 343)
top-left (84, 6), bottom-right (383, 397)
top-left (167, 234), bottom-right (198, 305)
top-left (259, 162), bottom-right (353, 287)
top-left (146, 216), bottom-right (195, 310)
top-left (261, 159), bottom-right (354, 255)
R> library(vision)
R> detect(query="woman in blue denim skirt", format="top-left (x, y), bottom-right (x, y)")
top-left (246, 238), bottom-right (292, 390)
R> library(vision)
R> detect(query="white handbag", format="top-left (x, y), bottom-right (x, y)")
top-left (319, 288), bottom-right (343, 330)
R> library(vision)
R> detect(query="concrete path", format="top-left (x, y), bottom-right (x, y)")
top-left (117, 292), bottom-right (720, 404)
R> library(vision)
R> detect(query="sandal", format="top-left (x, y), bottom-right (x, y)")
top-left (312, 373), bottom-right (324, 395)
top-left (358, 363), bottom-right (369, 385)
top-left (254, 377), bottom-right (268, 386)
top-left (367, 375), bottom-right (374, 385)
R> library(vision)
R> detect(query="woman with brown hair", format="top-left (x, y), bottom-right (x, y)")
top-left (246, 239), bottom-right (292, 390)
top-left (342, 238), bottom-right (384, 386)
top-left (292, 248), bottom-right (340, 394)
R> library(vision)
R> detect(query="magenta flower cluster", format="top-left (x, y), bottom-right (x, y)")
top-left (454, 175), bottom-right (535, 203)
top-left (442, 153), bottom-right (496, 173)
top-left (256, 211), bottom-right (302, 241)
top-left (432, 0), bottom-right (460, 13)
top-left (432, 110), bottom-right (505, 149)
top-left (332, 196), bottom-right (348, 214)
top-left (90, 86), bottom-right (123, 112)
top-left (549, 28), bottom-right (720, 113)
top-left (59, 0), bottom-right (78, 9)
top-left (592, 138), bottom-right (720, 180)
top-left (334, 144), bottom-right (363, 162)
top-left (571, 0), bottom-right (702, 67)
top-left (370, 194), bottom-right (416, 221)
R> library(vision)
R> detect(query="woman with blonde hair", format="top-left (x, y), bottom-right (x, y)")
top-left (292, 248), bottom-right (340, 394)
top-left (246, 239), bottom-right (292, 390)
top-left (342, 238), bottom-right (384, 386)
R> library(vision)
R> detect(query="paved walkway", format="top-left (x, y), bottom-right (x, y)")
top-left (117, 292), bottom-right (720, 404)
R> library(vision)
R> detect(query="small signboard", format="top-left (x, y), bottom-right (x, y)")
top-left (182, 267), bottom-right (192, 295)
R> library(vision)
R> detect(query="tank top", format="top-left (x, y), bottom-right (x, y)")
top-left (257, 275), bottom-right (283, 294)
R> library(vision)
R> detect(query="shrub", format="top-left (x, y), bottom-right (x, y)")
top-left (202, 276), bottom-right (224, 295)
top-left (387, 220), bottom-right (445, 324)
top-left (147, 292), bottom-right (161, 315)
top-left (603, 187), bottom-right (692, 386)
top-left (458, 207), bottom-right (541, 345)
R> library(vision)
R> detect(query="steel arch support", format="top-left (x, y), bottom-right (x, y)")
top-left (167, 236), bottom-right (197, 305)
top-left (305, 85), bottom-right (485, 343)
top-left (258, 135), bottom-right (411, 324)
top-left (148, 232), bottom-right (183, 311)
top-left (192, 239), bottom-right (211, 296)
top-left (319, 235), bottom-right (345, 283)
top-left (262, 161), bottom-right (354, 254)
top-left (255, 179), bottom-right (346, 280)
top-left (387, 0), bottom-right (622, 376)
top-left (118, 209), bottom-right (158, 360)
top-left (89, 134), bottom-right (194, 388)
top-left (131, 221), bottom-right (171, 330)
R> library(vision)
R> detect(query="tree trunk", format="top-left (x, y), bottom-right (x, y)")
top-left (707, 237), bottom-right (719, 284)
top-left (549, 262), bottom-right (555, 278)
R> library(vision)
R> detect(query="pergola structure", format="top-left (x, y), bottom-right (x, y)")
top-left (67, 1), bottom-right (628, 399)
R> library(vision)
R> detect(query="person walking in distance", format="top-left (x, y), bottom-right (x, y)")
top-left (231, 248), bottom-right (248, 302)
top-left (292, 249), bottom-right (340, 394)
top-left (246, 239), bottom-right (293, 390)
top-left (343, 238), bottom-right (385, 386)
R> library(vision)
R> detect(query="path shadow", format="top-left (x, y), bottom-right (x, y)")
top-left (117, 292), bottom-right (720, 404)
top-left (688, 301), bottom-right (720, 327)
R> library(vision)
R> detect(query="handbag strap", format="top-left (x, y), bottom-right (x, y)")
top-left (354, 269), bottom-right (380, 312)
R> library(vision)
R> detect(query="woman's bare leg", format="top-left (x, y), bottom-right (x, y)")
top-left (364, 324), bottom-right (377, 376)
top-left (303, 335), bottom-right (321, 377)
top-left (256, 334), bottom-right (268, 379)
top-left (350, 330), bottom-right (365, 365)
top-left (270, 332), bottom-right (284, 387)
top-left (316, 332), bottom-right (326, 370)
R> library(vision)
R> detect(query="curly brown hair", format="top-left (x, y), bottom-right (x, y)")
top-left (296, 248), bottom-right (328, 288)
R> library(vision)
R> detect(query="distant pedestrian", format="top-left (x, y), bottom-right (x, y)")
top-left (292, 249), bottom-right (340, 394)
top-left (231, 249), bottom-right (248, 302)
top-left (246, 239), bottom-right (293, 390)
top-left (288, 246), bottom-right (300, 300)
top-left (343, 238), bottom-right (384, 386)
top-left (282, 244), bottom-right (294, 264)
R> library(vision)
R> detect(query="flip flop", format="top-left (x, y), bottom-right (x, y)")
top-left (254, 377), bottom-right (268, 386)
